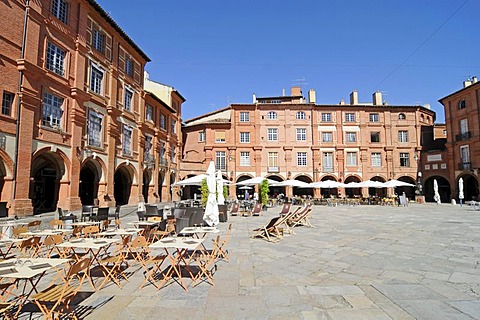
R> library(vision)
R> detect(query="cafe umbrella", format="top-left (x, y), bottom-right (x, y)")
top-left (203, 161), bottom-right (219, 226)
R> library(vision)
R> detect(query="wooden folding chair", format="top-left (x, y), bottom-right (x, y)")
top-left (212, 223), bottom-right (232, 262)
top-left (0, 302), bottom-right (15, 319)
top-left (279, 203), bottom-right (292, 215)
top-left (97, 246), bottom-right (129, 290)
top-left (251, 217), bottom-right (283, 242)
top-left (129, 236), bottom-right (168, 290)
top-left (192, 238), bottom-right (219, 287)
top-left (32, 258), bottom-right (91, 320)
top-left (18, 236), bottom-right (42, 257)
top-left (12, 226), bottom-right (28, 238)
top-left (229, 203), bottom-right (240, 216)
top-left (251, 203), bottom-right (263, 216)
top-left (82, 225), bottom-right (100, 237)
top-left (42, 234), bottom-right (64, 258)
top-left (49, 219), bottom-right (64, 229)
top-left (27, 220), bottom-right (42, 230)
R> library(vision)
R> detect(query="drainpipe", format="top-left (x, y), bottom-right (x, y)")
top-left (11, 0), bottom-right (30, 206)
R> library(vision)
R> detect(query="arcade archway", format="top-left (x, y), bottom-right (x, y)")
top-left (114, 167), bottom-right (132, 206)
top-left (424, 176), bottom-right (451, 203)
top-left (458, 174), bottom-right (478, 202)
top-left (369, 176), bottom-right (387, 198)
top-left (320, 175), bottom-right (338, 197)
top-left (294, 175), bottom-right (313, 197)
top-left (79, 160), bottom-right (101, 205)
top-left (344, 176), bottom-right (361, 197)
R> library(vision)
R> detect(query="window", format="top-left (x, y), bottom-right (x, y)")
top-left (398, 130), bottom-right (408, 142)
top-left (369, 113), bottom-right (379, 122)
top-left (240, 112), bottom-right (250, 122)
top-left (370, 132), bottom-right (380, 143)
top-left (145, 105), bottom-right (153, 122)
top-left (267, 128), bottom-right (278, 141)
top-left (216, 151), bottom-right (226, 170)
top-left (296, 128), bottom-right (306, 141)
top-left (296, 152), bottom-right (307, 166)
top-left (296, 111), bottom-right (306, 120)
top-left (2, 91), bottom-right (13, 116)
top-left (371, 152), bottom-right (381, 167)
top-left (240, 132), bottom-right (250, 143)
top-left (460, 145), bottom-right (470, 169)
top-left (160, 114), bottom-right (166, 130)
top-left (321, 113), bottom-right (332, 122)
top-left (268, 152), bottom-right (278, 168)
top-left (458, 99), bottom-right (466, 109)
top-left (159, 141), bottom-right (166, 161)
top-left (346, 132), bottom-right (357, 143)
top-left (345, 113), bottom-right (355, 122)
top-left (399, 153), bottom-right (410, 167)
top-left (460, 118), bottom-right (468, 134)
top-left (267, 111), bottom-right (277, 120)
top-left (171, 145), bottom-right (176, 163)
top-left (122, 125), bottom-right (132, 156)
top-left (124, 87), bottom-right (133, 111)
top-left (92, 29), bottom-right (105, 53)
top-left (215, 131), bottom-right (226, 143)
top-left (42, 92), bottom-right (63, 128)
top-left (90, 64), bottom-right (104, 95)
top-left (125, 57), bottom-right (134, 77)
top-left (171, 119), bottom-right (177, 134)
top-left (398, 113), bottom-right (406, 120)
top-left (346, 152), bottom-right (357, 166)
top-left (240, 152), bottom-right (250, 166)
top-left (323, 152), bottom-right (333, 171)
top-left (198, 130), bottom-right (205, 142)
top-left (87, 110), bottom-right (103, 147)
top-left (321, 132), bottom-right (333, 143)
top-left (51, 0), bottom-right (68, 24)
top-left (145, 135), bottom-right (153, 156)
top-left (46, 42), bottom-right (65, 76)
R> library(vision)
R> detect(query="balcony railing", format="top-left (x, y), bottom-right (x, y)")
top-left (458, 162), bottom-right (471, 170)
top-left (455, 131), bottom-right (471, 141)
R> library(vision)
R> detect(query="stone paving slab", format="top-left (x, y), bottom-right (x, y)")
top-left (10, 203), bottom-right (480, 319)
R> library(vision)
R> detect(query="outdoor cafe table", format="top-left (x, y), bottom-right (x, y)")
top-left (20, 229), bottom-right (72, 238)
top-left (56, 237), bottom-right (119, 290)
top-left (0, 257), bottom-right (70, 316)
top-left (149, 237), bottom-right (204, 291)
top-left (128, 221), bottom-right (161, 228)
top-left (98, 228), bottom-right (142, 242)
top-left (0, 221), bottom-right (29, 239)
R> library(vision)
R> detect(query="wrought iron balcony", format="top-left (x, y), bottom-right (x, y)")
top-left (458, 162), bottom-right (471, 170)
top-left (455, 131), bottom-right (471, 141)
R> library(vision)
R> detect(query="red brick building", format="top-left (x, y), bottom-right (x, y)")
top-left (439, 77), bottom-right (480, 202)
top-left (0, 0), bottom-right (182, 216)
top-left (181, 87), bottom-right (436, 201)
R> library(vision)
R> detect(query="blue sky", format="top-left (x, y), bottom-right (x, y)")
top-left (96, 0), bottom-right (479, 123)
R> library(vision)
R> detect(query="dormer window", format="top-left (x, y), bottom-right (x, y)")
top-left (458, 99), bottom-right (466, 109)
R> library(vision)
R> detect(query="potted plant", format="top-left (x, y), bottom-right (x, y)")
top-left (259, 179), bottom-right (269, 211)
top-left (201, 178), bottom-right (209, 207)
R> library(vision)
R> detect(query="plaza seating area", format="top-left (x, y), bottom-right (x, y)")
top-left (0, 209), bottom-right (231, 319)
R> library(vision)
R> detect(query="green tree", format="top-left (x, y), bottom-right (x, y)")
top-left (201, 178), bottom-right (209, 207)
top-left (259, 179), bottom-right (269, 207)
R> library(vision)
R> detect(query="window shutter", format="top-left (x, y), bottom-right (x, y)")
top-left (105, 34), bottom-right (112, 61)
top-left (134, 60), bottom-right (141, 83)
top-left (86, 18), bottom-right (93, 46)
top-left (118, 47), bottom-right (125, 73)
top-left (215, 131), bottom-right (226, 141)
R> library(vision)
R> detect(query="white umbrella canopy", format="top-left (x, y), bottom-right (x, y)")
top-left (275, 179), bottom-right (311, 188)
top-left (384, 179), bottom-right (415, 188)
top-left (203, 161), bottom-right (219, 226)
top-left (236, 177), bottom-right (276, 186)
top-left (343, 181), bottom-right (364, 188)
top-left (359, 180), bottom-right (386, 188)
top-left (216, 170), bottom-right (225, 205)
top-left (311, 180), bottom-right (345, 188)
top-left (458, 177), bottom-right (464, 205)
top-left (433, 179), bottom-right (441, 204)
top-left (238, 186), bottom-right (252, 190)
top-left (173, 174), bottom-right (207, 186)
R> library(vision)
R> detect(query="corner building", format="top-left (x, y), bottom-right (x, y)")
top-left (181, 87), bottom-right (435, 200)
top-left (0, 0), bottom-right (182, 216)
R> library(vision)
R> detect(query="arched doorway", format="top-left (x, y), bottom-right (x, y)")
top-left (114, 167), bottom-right (132, 206)
top-left (369, 176), bottom-right (387, 198)
top-left (424, 176), bottom-right (451, 203)
top-left (158, 171), bottom-right (165, 202)
top-left (78, 161), bottom-right (100, 205)
top-left (294, 175), bottom-right (313, 197)
top-left (458, 174), bottom-right (479, 202)
top-left (395, 176), bottom-right (416, 201)
top-left (266, 175), bottom-right (284, 198)
top-left (344, 176), bottom-right (361, 197)
top-left (142, 170), bottom-right (151, 203)
top-left (236, 175), bottom-right (253, 200)
top-left (321, 175), bottom-right (338, 197)
top-left (30, 152), bottom-right (63, 214)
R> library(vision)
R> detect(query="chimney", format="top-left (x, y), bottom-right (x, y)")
top-left (350, 90), bottom-right (358, 105)
top-left (252, 93), bottom-right (257, 103)
top-left (339, 99), bottom-right (345, 105)
top-left (373, 91), bottom-right (382, 105)
top-left (291, 86), bottom-right (302, 96)
top-left (473, 76), bottom-right (478, 84)
top-left (282, 88), bottom-right (286, 96)
top-left (463, 78), bottom-right (473, 88)
top-left (308, 89), bottom-right (316, 104)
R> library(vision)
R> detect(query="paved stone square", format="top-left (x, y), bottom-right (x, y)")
top-left (14, 203), bottom-right (480, 319)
